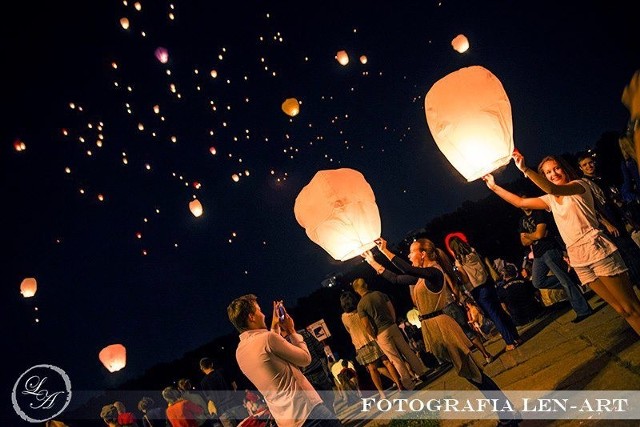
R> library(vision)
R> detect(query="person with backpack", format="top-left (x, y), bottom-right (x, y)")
top-left (446, 234), bottom-right (522, 351)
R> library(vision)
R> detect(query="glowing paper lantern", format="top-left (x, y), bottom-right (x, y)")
top-left (99, 344), bottom-right (126, 372)
top-left (20, 278), bottom-right (37, 298)
top-left (407, 309), bottom-right (421, 328)
top-left (189, 199), bottom-right (203, 217)
top-left (359, 55), bottom-right (368, 64)
top-left (154, 47), bottom-right (169, 64)
top-left (281, 98), bottom-right (300, 117)
top-left (425, 65), bottom-right (513, 182)
top-left (119, 17), bottom-right (130, 30)
top-left (451, 34), bottom-right (469, 53)
top-left (336, 50), bottom-right (349, 66)
top-left (294, 168), bottom-right (381, 261)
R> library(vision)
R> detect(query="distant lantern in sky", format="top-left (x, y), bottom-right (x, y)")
top-left (232, 173), bottom-right (240, 182)
top-left (359, 55), bottom-right (368, 64)
top-left (294, 168), bottom-right (381, 261)
top-left (155, 47), bottom-right (169, 64)
top-left (336, 50), bottom-right (349, 66)
top-left (189, 199), bottom-right (203, 217)
top-left (210, 69), bottom-right (218, 78)
top-left (209, 146), bottom-right (217, 155)
top-left (13, 139), bottom-right (26, 152)
top-left (20, 277), bottom-right (37, 298)
top-left (451, 34), bottom-right (470, 53)
top-left (133, 2), bottom-right (142, 11)
top-left (153, 104), bottom-right (160, 114)
top-left (425, 65), bottom-right (513, 182)
top-left (281, 98), bottom-right (300, 117)
top-left (99, 344), bottom-right (126, 372)
top-left (119, 17), bottom-right (130, 30)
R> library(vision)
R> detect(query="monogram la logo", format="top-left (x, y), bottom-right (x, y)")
top-left (12, 364), bottom-right (72, 423)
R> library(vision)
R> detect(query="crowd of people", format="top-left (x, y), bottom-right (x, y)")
top-left (58, 70), bottom-right (638, 427)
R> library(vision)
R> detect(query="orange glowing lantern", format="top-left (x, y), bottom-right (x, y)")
top-left (189, 199), bottom-right (203, 217)
top-left (425, 65), bottom-right (513, 182)
top-left (99, 344), bottom-right (126, 372)
top-left (14, 139), bottom-right (26, 152)
top-left (294, 168), bottom-right (381, 261)
top-left (281, 98), bottom-right (300, 117)
top-left (120, 17), bottom-right (130, 30)
top-left (451, 34), bottom-right (469, 53)
top-left (336, 50), bottom-right (349, 66)
top-left (407, 308), bottom-right (421, 328)
top-left (359, 55), bottom-right (368, 64)
top-left (20, 278), bottom-right (37, 298)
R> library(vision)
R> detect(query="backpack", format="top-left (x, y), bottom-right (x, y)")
top-left (459, 252), bottom-right (488, 288)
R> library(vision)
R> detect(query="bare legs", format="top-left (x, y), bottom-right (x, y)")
top-left (471, 336), bottom-right (493, 361)
top-left (381, 359), bottom-right (404, 390)
top-left (588, 272), bottom-right (640, 335)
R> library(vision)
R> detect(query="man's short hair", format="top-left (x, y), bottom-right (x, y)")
top-left (100, 404), bottom-right (118, 422)
top-left (227, 294), bottom-right (258, 333)
top-left (351, 277), bottom-right (367, 292)
top-left (199, 357), bottom-right (214, 371)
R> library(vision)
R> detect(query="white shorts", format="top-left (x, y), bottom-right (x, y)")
top-left (573, 251), bottom-right (628, 285)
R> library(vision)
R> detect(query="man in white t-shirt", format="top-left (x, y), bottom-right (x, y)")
top-left (227, 294), bottom-right (342, 427)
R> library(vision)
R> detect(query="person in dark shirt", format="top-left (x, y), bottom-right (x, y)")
top-left (518, 202), bottom-right (593, 323)
top-left (281, 328), bottom-right (337, 414)
top-left (200, 357), bottom-right (248, 427)
top-left (496, 264), bottom-right (544, 326)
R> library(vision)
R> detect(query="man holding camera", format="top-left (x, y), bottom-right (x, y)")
top-left (227, 295), bottom-right (342, 427)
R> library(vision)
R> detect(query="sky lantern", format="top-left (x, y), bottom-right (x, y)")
top-left (359, 55), bottom-right (368, 64)
top-left (281, 98), bottom-right (300, 117)
top-left (407, 308), bottom-right (421, 328)
top-left (99, 344), bottom-right (126, 372)
top-left (154, 47), bottom-right (169, 64)
top-left (210, 69), bottom-right (218, 78)
top-left (294, 168), bottom-right (381, 261)
top-left (189, 199), bottom-right (203, 217)
top-left (20, 278), bottom-right (37, 298)
top-left (336, 50), bottom-right (349, 66)
top-left (425, 65), bottom-right (513, 182)
top-left (13, 139), bottom-right (26, 152)
top-left (451, 34), bottom-right (469, 53)
top-left (119, 17), bottom-right (130, 30)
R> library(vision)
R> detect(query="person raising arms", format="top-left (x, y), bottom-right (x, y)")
top-left (483, 151), bottom-right (640, 335)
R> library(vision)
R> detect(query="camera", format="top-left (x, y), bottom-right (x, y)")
top-left (277, 302), bottom-right (286, 321)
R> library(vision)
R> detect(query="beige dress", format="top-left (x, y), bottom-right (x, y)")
top-left (413, 277), bottom-right (483, 383)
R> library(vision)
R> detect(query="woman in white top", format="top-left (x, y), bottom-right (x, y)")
top-left (483, 151), bottom-right (640, 336)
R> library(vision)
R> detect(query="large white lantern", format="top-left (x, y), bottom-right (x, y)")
top-left (99, 344), bottom-right (127, 372)
top-left (294, 168), bottom-right (381, 261)
top-left (425, 65), bottom-right (513, 182)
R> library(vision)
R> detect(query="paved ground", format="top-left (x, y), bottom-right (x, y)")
top-left (335, 291), bottom-right (640, 426)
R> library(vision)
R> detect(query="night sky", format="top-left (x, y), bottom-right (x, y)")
top-left (4, 0), bottom-right (638, 421)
